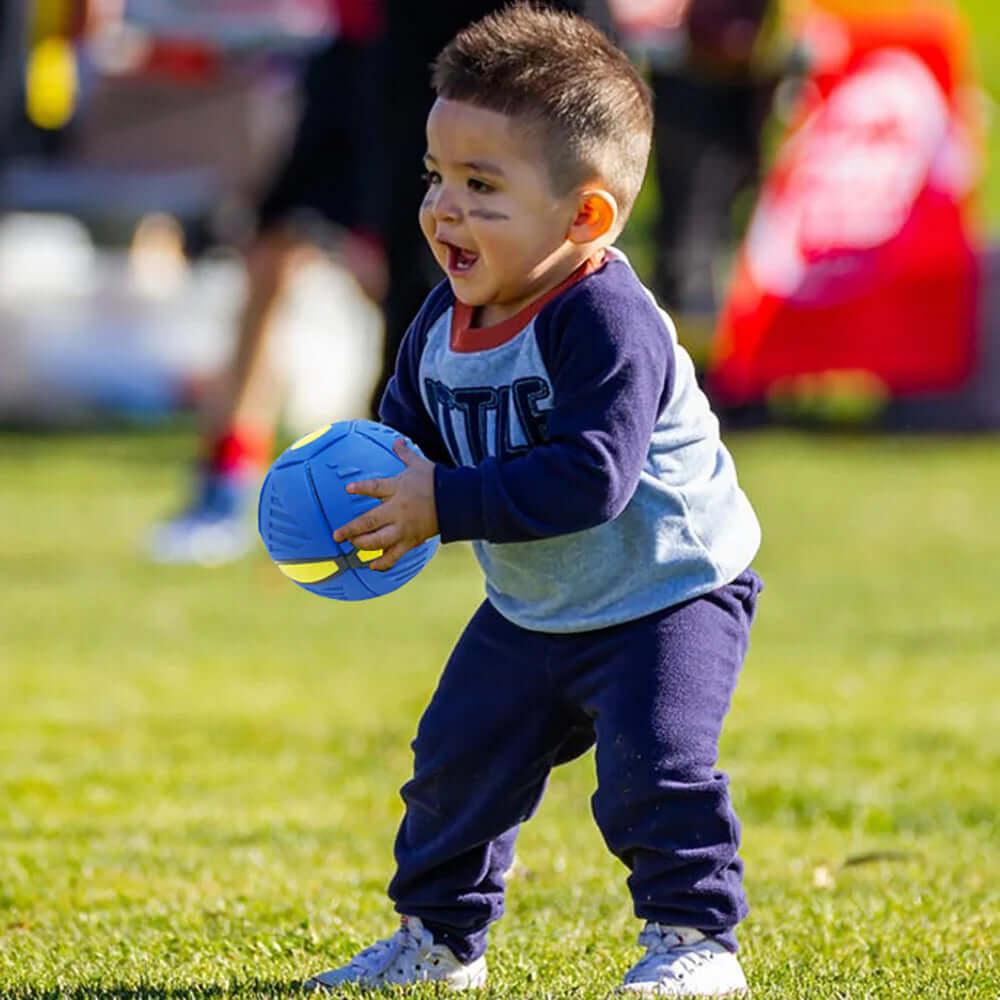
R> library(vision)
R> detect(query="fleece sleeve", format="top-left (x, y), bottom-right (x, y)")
top-left (434, 275), bottom-right (675, 543)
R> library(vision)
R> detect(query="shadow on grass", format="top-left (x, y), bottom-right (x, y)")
top-left (6, 981), bottom-right (305, 1000)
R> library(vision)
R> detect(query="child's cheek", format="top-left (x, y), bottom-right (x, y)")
top-left (418, 207), bottom-right (436, 246)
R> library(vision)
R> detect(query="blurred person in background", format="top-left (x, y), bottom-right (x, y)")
top-left (148, 0), bottom-right (387, 565)
top-left (612, 0), bottom-right (788, 366)
top-left (148, 0), bottom-right (614, 566)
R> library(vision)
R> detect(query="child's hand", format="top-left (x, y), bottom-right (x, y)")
top-left (332, 438), bottom-right (438, 570)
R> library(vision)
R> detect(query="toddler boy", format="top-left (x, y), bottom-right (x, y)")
top-left (307, 4), bottom-right (762, 995)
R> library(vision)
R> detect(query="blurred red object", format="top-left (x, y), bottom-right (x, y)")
top-left (108, 0), bottom-right (344, 82)
top-left (707, 1), bottom-right (983, 411)
top-left (139, 38), bottom-right (223, 82)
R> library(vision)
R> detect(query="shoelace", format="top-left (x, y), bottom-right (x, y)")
top-left (637, 925), bottom-right (688, 953)
top-left (630, 925), bottom-right (711, 983)
top-left (348, 919), bottom-right (436, 978)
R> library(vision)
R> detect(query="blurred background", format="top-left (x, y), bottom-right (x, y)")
top-left (0, 0), bottom-right (382, 436)
top-left (1, 0), bottom-right (995, 444)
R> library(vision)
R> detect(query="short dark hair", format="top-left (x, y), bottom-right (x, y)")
top-left (431, 3), bottom-right (653, 229)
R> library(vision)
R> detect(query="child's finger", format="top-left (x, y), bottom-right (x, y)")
top-left (346, 476), bottom-right (395, 498)
top-left (392, 438), bottom-right (416, 464)
top-left (333, 509), bottom-right (385, 543)
top-left (350, 524), bottom-right (398, 552)
top-left (368, 541), bottom-right (409, 571)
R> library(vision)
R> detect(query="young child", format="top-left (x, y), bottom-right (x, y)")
top-left (306, 4), bottom-right (762, 995)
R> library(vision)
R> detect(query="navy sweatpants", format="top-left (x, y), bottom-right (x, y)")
top-left (387, 569), bottom-right (762, 963)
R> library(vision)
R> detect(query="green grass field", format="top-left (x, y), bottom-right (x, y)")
top-left (2, 428), bottom-right (999, 999)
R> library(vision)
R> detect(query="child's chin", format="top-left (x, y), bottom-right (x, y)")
top-left (447, 281), bottom-right (484, 306)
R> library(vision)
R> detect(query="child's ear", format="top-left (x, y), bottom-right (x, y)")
top-left (568, 190), bottom-right (618, 244)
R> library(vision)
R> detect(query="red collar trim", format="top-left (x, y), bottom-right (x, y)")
top-left (450, 251), bottom-right (606, 353)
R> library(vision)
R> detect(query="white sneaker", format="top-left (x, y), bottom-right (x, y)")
top-left (146, 469), bottom-right (254, 566)
top-left (621, 923), bottom-right (748, 997)
top-left (147, 513), bottom-right (252, 566)
top-left (304, 915), bottom-right (487, 992)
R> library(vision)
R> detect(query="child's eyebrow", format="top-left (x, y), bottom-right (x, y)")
top-left (461, 160), bottom-right (505, 177)
top-left (423, 152), bottom-right (505, 177)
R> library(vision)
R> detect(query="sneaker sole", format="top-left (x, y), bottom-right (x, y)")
top-left (303, 966), bottom-right (487, 992)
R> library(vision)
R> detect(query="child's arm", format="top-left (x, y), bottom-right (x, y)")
top-left (338, 276), bottom-right (675, 566)
top-left (435, 280), bottom-right (674, 544)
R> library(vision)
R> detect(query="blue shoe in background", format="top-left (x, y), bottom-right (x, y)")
top-left (147, 467), bottom-right (257, 566)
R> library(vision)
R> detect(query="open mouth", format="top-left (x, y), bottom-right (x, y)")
top-left (445, 243), bottom-right (479, 274)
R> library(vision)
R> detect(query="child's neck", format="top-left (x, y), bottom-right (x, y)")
top-left (472, 249), bottom-right (606, 329)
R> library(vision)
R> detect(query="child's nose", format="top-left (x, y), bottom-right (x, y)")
top-left (431, 185), bottom-right (462, 223)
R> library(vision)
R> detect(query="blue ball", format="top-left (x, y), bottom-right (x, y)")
top-left (257, 419), bottom-right (439, 600)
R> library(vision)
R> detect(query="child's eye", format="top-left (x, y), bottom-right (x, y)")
top-left (467, 178), bottom-right (493, 193)
top-left (421, 170), bottom-right (441, 186)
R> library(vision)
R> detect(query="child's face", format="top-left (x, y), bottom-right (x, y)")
top-left (420, 98), bottom-right (584, 326)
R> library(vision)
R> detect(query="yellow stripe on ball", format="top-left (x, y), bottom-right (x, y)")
top-left (356, 549), bottom-right (383, 563)
top-left (289, 424), bottom-right (332, 450)
top-left (277, 560), bottom-right (340, 583)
